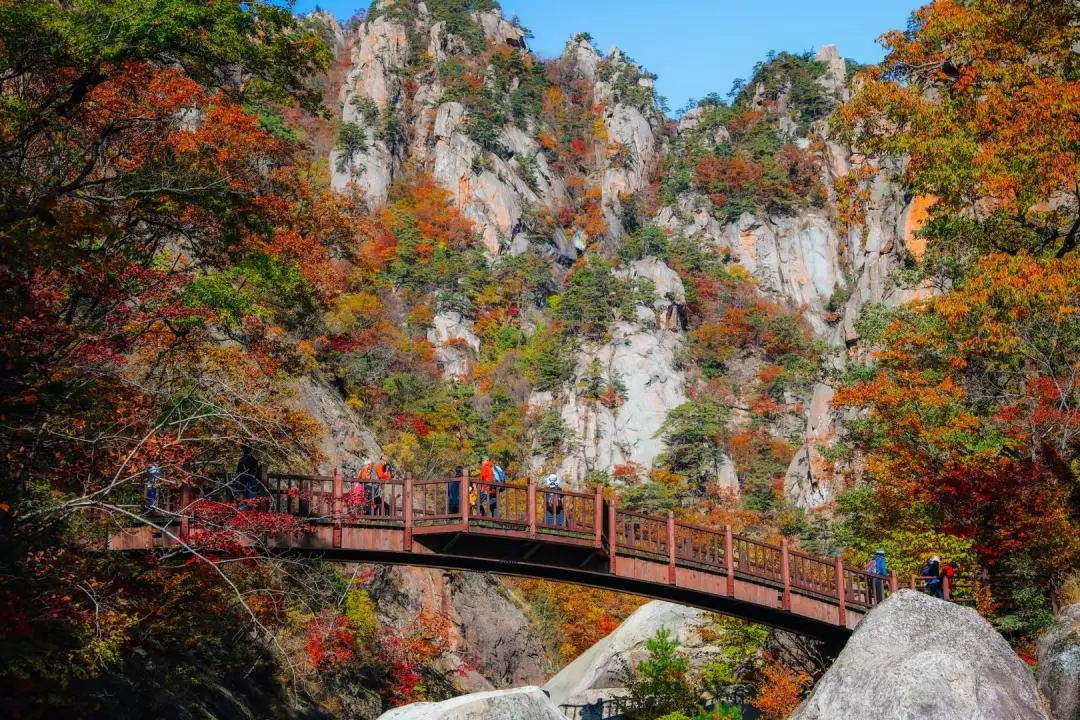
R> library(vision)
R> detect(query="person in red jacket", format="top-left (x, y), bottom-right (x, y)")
top-left (941, 561), bottom-right (957, 600)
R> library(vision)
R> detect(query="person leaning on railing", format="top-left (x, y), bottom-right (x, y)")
top-left (544, 473), bottom-right (565, 527)
top-left (236, 444), bottom-right (261, 511)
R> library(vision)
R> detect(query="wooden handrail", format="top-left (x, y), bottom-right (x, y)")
top-left (161, 470), bottom-right (984, 625)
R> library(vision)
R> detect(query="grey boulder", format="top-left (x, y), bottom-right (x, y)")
top-left (377, 687), bottom-right (568, 720)
top-left (792, 590), bottom-right (1050, 720)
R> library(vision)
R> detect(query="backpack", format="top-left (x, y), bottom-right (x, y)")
top-left (493, 465), bottom-right (506, 484)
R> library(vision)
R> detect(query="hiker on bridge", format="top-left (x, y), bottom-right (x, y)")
top-left (357, 459), bottom-right (375, 514)
top-left (372, 457), bottom-right (393, 515)
top-left (477, 458), bottom-right (506, 517)
top-left (144, 464), bottom-right (160, 514)
top-left (923, 555), bottom-right (944, 598)
top-left (544, 473), bottom-right (565, 527)
top-left (236, 444), bottom-right (261, 511)
top-left (866, 548), bottom-right (887, 603)
top-left (448, 466), bottom-right (463, 515)
top-left (478, 458), bottom-right (494, 516)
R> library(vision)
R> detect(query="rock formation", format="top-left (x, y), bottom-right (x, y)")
top-left (1038, 603), bottom-right (1080, 720)
top-left (791, 590), bottom-right (1051, 720)
top-left (368, 566), bottom-right (551, 690)
top-left (377, 686), bottom-right (568, 720)
top-left (544, 601), bottom-right (717, 707)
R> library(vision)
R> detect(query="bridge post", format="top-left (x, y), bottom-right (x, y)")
top-left (724, 525), bottom-right (735, 596)
top-left (835, 554), bottom-right (847, 627)
top-left (667, 511), bottom-right (676, 585)
top-left (179, 485), bottom-right (193, 542)
top-left (593, 486), bottom-right (603, 548)
top-left (403, 472), bottom-right (413, 552)
top-left (608, 500), bottom-right (617, 573)
top-left (890, 571), bottom-right (899, 594)
top-left (527, 480), bottom-right (536, 537)
top-left (943, 573), bottom-right (951, 601)
top-left (781, 538), bottom-right (791, 611)
top-left (333, 468), bottom-right (343, 549)
top-left (460, 470), bottom-right (469, 531)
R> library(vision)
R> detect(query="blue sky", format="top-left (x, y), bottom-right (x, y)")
top-left (295, 0), bottom-right (918, 113)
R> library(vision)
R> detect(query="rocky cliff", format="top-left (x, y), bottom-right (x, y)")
top-left (321, 8), bottom-right (930, 506)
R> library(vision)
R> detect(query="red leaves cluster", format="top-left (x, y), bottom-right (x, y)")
top-left (305, 611), bottom-right (356, 670)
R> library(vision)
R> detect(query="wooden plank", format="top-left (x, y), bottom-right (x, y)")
top-left (332, 468), bottom-right (343, 549)
top-left (594, 487), bottom-right (603, 548)
top-left (460, 472), bottom-right (469, 531)
top-left (527, 481), bottom-right (536, 538)
top-left (781, 538), bottom-right (791, 611)
top-left (724, 525), bottom-right (735, 596)
top-left (403, 473), bottom-right (413, 552)
top-left (835, 554), bottom-right (846, 627)
top-left (608, 500), bottom-right (617, 573)
top-left (667, 511), bottom-right (676, 585)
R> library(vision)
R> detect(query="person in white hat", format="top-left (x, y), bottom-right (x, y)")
top-left (544, 473), bottom-right (564, 527)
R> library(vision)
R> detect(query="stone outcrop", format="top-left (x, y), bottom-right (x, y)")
top-left (792, 590), bottom-right (1051, 720)
top-left (618, 258), bottom-right (686, 330)
top-left (378, 687), bottom-right (568, 720)
top-left (540, 322), bottom-right (690, 484)
top-left (289, 375), bottom-right (382, 473)
top-left (815, 44), bottom-right (849, 102)
top-left (1038, 603), bottom-right (1080, 720)
top-left (333, 10), bottom-right (658, 253)
top-left (544, 601), bottom-right (717, 707)
top-left (368, 566), bottom-right (551, 690)
top-left (428, 311), bottom-right (481, 379)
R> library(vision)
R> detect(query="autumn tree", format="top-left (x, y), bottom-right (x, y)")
top-left (0, 0), bottom-right (350, 710)
top-left (834, 0), bottom-right (1080, 261)
top-left (835, 253), bottom-right (1080, 581)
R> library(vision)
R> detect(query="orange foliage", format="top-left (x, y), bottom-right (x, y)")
top-left (753, 654), bottom-right (812, 720)
top-left (512, 579), bottom-right (646, 663)
top-left (388, 174), bottom-right (476, 249)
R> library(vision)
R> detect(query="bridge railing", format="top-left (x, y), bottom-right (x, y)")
top-left (673, 521), bottom-right (726, 568)
top-left (732, 535), bottom-right (783, 583)
top-left (537, 485), bottom-right (599, 538)
top-left (789, 549), bottom-right (837, 597)
top-left (125, 469), bottom-right (971, 624)
top-left (614, 509), bottom-right (669, 558)
top-left (412, 477), bottom-right (462, 526)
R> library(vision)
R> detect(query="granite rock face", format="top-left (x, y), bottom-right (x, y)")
top-left (544, 600), bottom-right (717, 707)
top-left (368, 566), bottom-right (551, 691)
top-left (1038, 604), bottom-right (1080, 720)
top-left (540, 322), bottom-right (691, 485)
top-left (378, 686), bottom-right (568, 720)
top-left (792, 590), bottom-right (1051, 720)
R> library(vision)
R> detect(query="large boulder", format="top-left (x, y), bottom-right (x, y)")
top-left (1038, 603), bottom-right (1080, 720)
top-left (378, 687), bottom-right (568, 720)
top-left (792, 590), bottom-right (1051, 720)
top-left (544, 601), bottom-right (716, 707)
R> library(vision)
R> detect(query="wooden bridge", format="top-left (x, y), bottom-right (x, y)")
top-left (108, 471), bottom-right (911, 646)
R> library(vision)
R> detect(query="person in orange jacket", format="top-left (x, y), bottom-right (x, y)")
top-left (372, 457), bottom-right (393, 515)
top-left (478, 458), bottom-right (494, 517)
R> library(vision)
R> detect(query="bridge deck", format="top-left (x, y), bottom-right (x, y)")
top-left (108, 472), bottom-right (907, 643)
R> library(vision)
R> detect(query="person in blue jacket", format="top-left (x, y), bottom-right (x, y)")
top-left (866, 548), bottom-right (887, 603)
